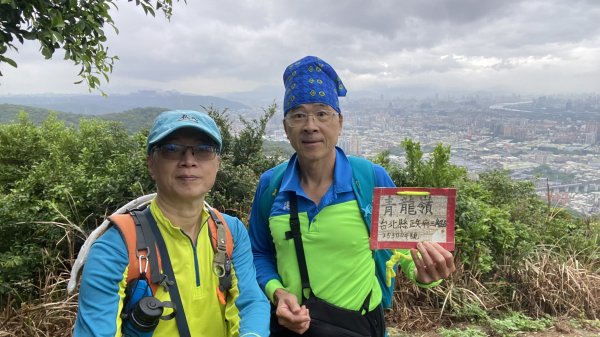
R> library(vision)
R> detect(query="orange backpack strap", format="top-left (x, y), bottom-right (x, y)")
top-left (207, 208), bottom-right (234, 304)
top-left (110, 213), bottom-right (161, 295)
top-left (207, 209), bottom-right (234, 256)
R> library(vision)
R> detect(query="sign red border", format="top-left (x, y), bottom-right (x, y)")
top-left (370, 187), bottom-right (456, 251)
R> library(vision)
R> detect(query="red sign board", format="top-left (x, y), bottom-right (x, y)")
top-left (370, 187), bottom-right (456, 251)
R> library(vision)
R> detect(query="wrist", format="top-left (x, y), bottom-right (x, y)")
top-left (265, 279), bottom-right (284, 304)
top-left (273, 288), bottom-right (287, 305)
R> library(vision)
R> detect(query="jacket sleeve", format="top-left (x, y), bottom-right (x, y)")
top-left (73, 226), bottom-right (129, 337)
top-left (226, 215), bottom-right (271, 337)
top-left (248, 170), bottom-right (282, 299)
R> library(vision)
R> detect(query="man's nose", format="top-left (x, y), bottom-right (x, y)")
top-left (180, 147), bottom-right (197, 164)
top-left (303, 114), bottom-right (319, 129)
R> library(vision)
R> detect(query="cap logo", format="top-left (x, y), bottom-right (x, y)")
top-left (178, 114), bottom-right (199, 123)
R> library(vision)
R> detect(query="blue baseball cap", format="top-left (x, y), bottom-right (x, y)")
top-left (146, 110), bottom-right (222, 154)
top-left (283, 56), bottom-right (347, 115)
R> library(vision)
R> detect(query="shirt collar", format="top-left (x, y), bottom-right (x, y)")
top-left (280, 146), bottom-right (353, 194)
top-left (150, 198), bottom-right (208, 234)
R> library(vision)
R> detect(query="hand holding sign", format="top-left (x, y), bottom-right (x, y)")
top-left (411, 242), bottom-right (456, 284)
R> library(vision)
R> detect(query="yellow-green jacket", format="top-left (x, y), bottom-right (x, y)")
top-left (74, 200), bottom-right (270, 337)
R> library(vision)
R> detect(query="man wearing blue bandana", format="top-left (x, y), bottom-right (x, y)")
top-left (248, 56), bottom-right (456, 337)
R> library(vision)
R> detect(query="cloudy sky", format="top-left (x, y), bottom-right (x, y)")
top-left (1, 0), bottom-right (599, 100)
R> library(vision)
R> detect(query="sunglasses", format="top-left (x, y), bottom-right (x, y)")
top-left (153, 143), bottom-right (219, 161)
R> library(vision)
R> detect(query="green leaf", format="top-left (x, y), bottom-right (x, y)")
top-left (22, 31), bottom-right (36, 40)
top-left (41, 46), bottom-right (53, 59)
top-left (51, 12), bottom-right (65, 28)
top-left (51, 31), bottom-right (64, 44)
top-left (0, 0), bottom-right (180, 92)
top-left (3, 57), bottom-right (18, 68)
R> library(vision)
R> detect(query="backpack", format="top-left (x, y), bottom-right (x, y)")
top-left (66, 194), bottom-right (235, 309)
top-left (111, 204), bottom-right (234, 304)
top-left (257, 157), bottom-right (396, 309)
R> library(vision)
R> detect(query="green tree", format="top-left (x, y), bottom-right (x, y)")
top-left (207, 104), bottom-right (284, 220)
top-left (370, 149), bottom-right (403, 185)
top-left (0, 112), bottom-right (152, 304)
top-left (371, 139), bottom-right (467, 188)
top-left (0, 0), bottom-right (179, 90)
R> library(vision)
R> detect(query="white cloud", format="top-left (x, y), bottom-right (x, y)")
top-left (1, 0), bottom-right (599, 97)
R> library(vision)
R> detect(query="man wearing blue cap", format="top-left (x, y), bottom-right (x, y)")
top-left (74, 110), bottom-right (270, 336)
top-left (249, 57), bottom-right (456, 336)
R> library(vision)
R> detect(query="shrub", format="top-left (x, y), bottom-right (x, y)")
top-left (0, 112), bottom-right (152, 305)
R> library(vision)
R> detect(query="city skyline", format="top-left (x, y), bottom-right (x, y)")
top-left (0, 92), bottom-right (598, 215)
top-left (1, 0), bottom-right (600, 97)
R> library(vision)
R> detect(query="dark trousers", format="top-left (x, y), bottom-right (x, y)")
top-left (270, 303), bottom-right (385, 337)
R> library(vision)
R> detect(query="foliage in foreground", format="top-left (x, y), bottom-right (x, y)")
top-left (0, 112), bottom-right (150, 304)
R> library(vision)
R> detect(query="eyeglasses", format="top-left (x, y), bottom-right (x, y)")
top-left (153, 143), bottom-right (219, 161)
top-left (284, 110), bottom-right (338, 128)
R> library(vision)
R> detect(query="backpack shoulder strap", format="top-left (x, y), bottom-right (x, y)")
top-left (348, 156), bottom-right (376, 229)
top-left (138, 207), bottom-right (191, 337)
top-left (348, 156), bottom-right (396, 309)
top-left (206, 207), bottom-right (234, 305)
top-left (109, 213), bottom-right (161, 295)
top-left (258, 160), bottom-right (289, 222)
top-left (207, 207), bottom-right (234, 256)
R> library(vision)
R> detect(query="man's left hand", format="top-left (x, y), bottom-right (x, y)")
top-left (411, 242), bottom-right (456, 284)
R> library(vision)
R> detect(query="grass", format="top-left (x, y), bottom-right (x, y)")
top-left (438, 327), bottom-right (487, 337)
top-left (388, 317), bottom-right (600, 337)
top-left (487, 312), bottom-right (554, 337)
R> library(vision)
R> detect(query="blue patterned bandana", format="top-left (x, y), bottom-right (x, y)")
top-left (283, 56), bottom-right (347, 115)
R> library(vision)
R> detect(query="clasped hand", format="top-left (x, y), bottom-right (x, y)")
top-left (274, 288), bottom-right (311, 334)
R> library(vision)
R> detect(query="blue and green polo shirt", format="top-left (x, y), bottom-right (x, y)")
top-left (250, 147), bottom-right (412, 312)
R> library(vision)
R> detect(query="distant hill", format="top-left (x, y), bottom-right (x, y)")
top-left (0, 104), bottom-right (83, 125)
top-left (0, 90), bottom-right (250, 115)
top-left (0, 104), bottom-right (167, 134)
top-left (1, 105), bottom-right (293, 155)
top-left (100, 107), bottom-right (169, 133)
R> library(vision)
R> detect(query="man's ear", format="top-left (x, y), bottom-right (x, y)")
top-left (147, 155), bottom-right (155, 180)
top-left (283, 119), bottom-right (290, 139)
